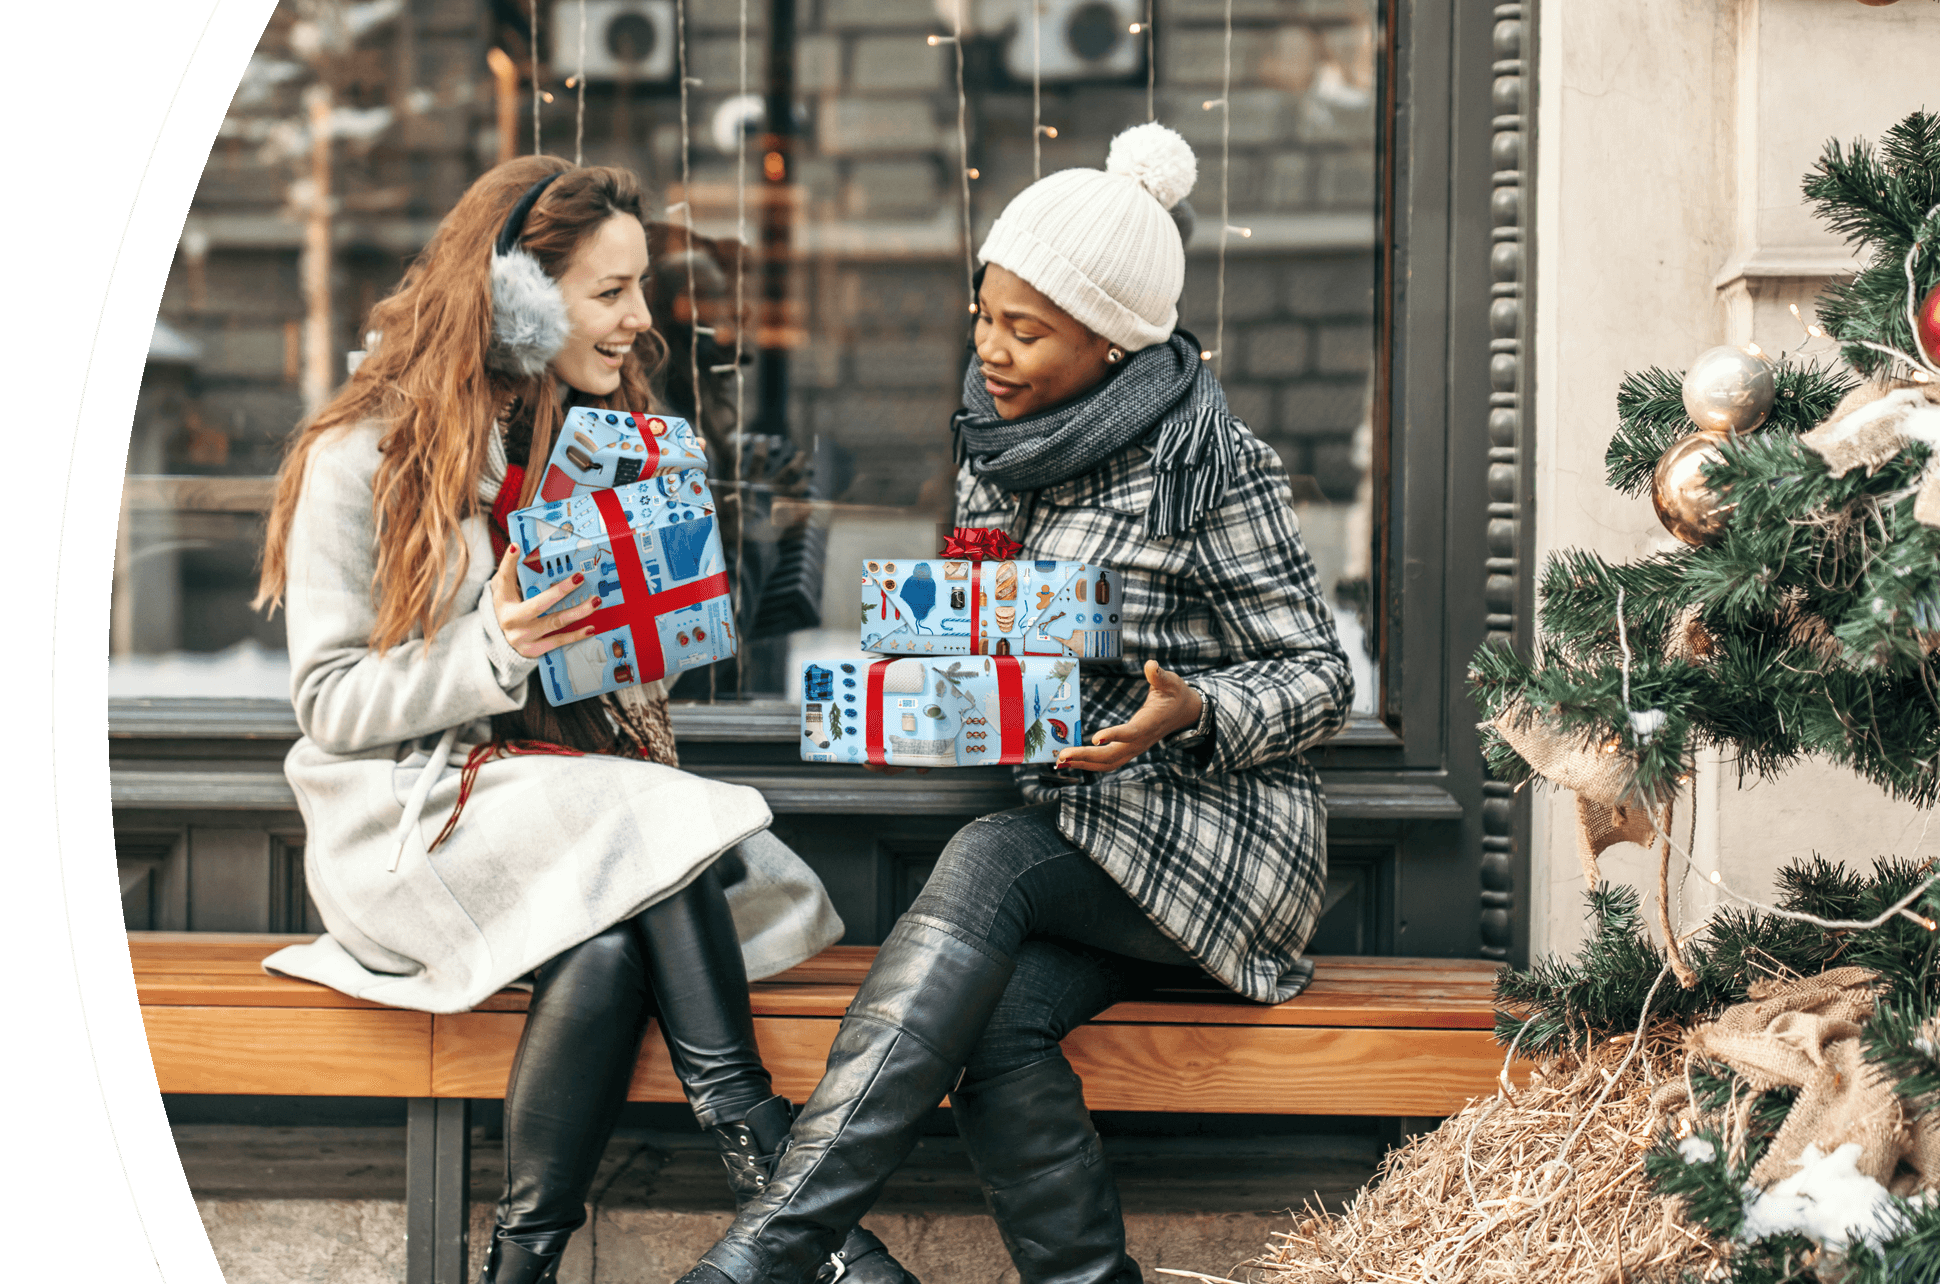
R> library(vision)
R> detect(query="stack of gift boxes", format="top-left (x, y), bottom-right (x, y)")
top-left (508, 407), bottom-right (737, 706)
top-left (798, 530), bottom-right (1120, 767)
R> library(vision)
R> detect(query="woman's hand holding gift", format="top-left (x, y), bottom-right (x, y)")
top-left (491, 546), bottom-right (604, 659)
top-left (1055, 660), bottom-right (1202, 773)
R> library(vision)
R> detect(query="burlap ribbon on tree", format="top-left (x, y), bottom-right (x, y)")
top-left (1688, 967), bottom-right (1940, 1194)
top-left (1800, 379), bottom-right (1940, 525)
top-left (1490, 699), bottom-right (1663, 888)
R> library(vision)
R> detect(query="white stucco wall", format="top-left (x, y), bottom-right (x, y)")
top-left (1529, 0), bottom-right (1940, 960)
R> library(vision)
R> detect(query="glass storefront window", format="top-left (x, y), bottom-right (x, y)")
top-left (114, 0), bottom-right (1382, 717)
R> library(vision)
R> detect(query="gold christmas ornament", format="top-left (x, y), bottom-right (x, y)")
top-left (1652, 431), bottom-right (1734, 545)
top-left (1680, 345), bottom-right (1776, 435)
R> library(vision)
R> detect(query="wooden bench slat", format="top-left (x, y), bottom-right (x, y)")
top-left (1063, 1024), bottom-right (1524, 1115)
top-left (141, 1006), bottom-right (431, 1095)
top-left (1095, 999), bottom-right (1497, 1029)
top-left (424, 1012), bottom-right (1523, 1114)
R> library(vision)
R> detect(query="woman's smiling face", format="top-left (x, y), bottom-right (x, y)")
top-left (549, 212), bottom-right (652, 396)
top-left (973, 264), bottom-right (1116, 419)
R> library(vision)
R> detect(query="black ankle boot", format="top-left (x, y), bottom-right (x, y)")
top-left (950, 1058), bottom-right (1141, 1284)
top-left (708, 1095), bottom-right (925, 1284)
top-left (476, 1227), bottom-right (570, 1284)
top-left (711, 1093), bottom-right (797, 1207)
top-left (679, 917), bottom-right (1013, 1284)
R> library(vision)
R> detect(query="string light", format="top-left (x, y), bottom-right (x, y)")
top-left (676, 0), bottom-right (701, 454)
top-left (966, 167), bottom-right (979, 180)
top-left (1144, 0), bottom-right (1154, 121)
top-left (574, 0), bottom-right (586, 164)
top-left (729, 0), bottom-right (750, 698)
top-left (1037, 124), bottom-right (1058, 139)
top-left (1032, 0), bottom-right (1043, 179)
top-left (1213, 0), bottom-right (1233, 377)
top-left (950, 0), bottom-right (973, 306)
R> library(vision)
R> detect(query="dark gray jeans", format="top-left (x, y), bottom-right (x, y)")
top-left (907, 802), bottom-right (1202, 1086)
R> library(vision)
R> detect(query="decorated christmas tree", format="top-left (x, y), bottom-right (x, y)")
top-left (1257, 111), bottom-right (1940, 1283)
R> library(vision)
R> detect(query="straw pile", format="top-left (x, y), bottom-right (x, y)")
top-left (1250, 1031), bottom-right (1731, 1284)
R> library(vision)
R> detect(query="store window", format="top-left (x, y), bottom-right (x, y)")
top-left (112, 0), bottom-right (1384, 718)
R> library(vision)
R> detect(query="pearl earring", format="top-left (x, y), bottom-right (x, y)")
top-left (1106, 347), bottom-right (1125, 364)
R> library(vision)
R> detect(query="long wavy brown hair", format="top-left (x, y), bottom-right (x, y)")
top-left (255, 156), bottom-right (667, 651)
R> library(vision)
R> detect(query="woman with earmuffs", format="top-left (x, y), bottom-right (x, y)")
top-left (254, 156), bottom-right (918, 1284)
top-left (675, 124), bottom-right (1354, 1284)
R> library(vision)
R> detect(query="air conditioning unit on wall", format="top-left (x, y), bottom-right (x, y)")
top-left (560, 0), bottom-right (677, 84)
top-left (1002, 0), bottom-right (1145, 83)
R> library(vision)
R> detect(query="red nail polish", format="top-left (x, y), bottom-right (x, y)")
top-left (590, 597), bottom-right (602, 607)
top-left (574, 573), bottom-right (585, 584)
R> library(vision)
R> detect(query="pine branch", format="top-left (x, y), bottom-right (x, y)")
top-left (1861, 986), bottom-right (1940, 1111)
top-left (1804, 111), bottom-right (1940, 376)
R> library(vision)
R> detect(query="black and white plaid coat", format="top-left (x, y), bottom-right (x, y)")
top-left (956, 424), bottom-right (1354, 1004)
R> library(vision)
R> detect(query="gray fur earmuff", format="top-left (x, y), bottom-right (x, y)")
top-left (486, 174), bottom-right (570, 378)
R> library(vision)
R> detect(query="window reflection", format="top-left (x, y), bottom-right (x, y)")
top-left (114, 0), bottom-right (1382, 716)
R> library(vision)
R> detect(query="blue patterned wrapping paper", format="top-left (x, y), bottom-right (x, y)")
top-left (859, 557), bottom-right (1121, 658)
top-left (799, 655), bottom-right (1080, 767)
top-left (510, 473), bottom-right (736, 706)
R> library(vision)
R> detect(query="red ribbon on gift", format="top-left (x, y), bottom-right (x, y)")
top-left (865, 656), bottom-right (1027, 765)
top-left (994, 657), bottom-right (1026, 762)
top-left (939, 528), bottom-right (1021, 656)
top-left (541, 487), bottom-right (728, 684)
top-left (865, 659), bottom-right (890, 766)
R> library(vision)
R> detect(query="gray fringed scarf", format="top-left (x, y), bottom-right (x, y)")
top-left (952, 331), bottom-right (1238, 537)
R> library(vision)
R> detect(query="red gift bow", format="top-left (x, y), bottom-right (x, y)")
top-left (940, 527), bottom-right (1022, 561)
top-left (540, 488), bottom-right (729, 686)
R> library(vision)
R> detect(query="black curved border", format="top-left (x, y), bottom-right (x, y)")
top-left (56, 0), bottom-right (279, 1272)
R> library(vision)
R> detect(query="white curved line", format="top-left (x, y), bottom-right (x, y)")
top-left (59, 5), bottom-right (226, 1280)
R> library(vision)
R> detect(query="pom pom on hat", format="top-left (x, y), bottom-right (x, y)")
top-left (976, 124), bottom-right (1200, 352)
top-left (1105, 122), bottom-right (1197, 210)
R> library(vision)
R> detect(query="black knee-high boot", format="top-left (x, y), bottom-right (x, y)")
top-left (645, 865), bottom-right (923, 1284)
top-left (950, 1058), bottom-right (1140, 1284)
top-left (678, 916), bottom-right (1015, 1284)
top-left (481, 922), bottom-right (655, 1284)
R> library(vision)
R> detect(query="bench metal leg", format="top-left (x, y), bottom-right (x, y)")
top-left (408, 1098), bottom-right (472, 1284)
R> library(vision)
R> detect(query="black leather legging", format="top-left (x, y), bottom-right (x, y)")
top-left (495, 860), bottom-right (772, 1251)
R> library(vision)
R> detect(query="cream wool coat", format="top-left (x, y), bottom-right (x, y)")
top-left (262, 420), bottom-right (844, 1014)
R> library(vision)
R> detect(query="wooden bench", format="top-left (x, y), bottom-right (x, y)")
top-left (134, 931), bottom-right (1524, 1284)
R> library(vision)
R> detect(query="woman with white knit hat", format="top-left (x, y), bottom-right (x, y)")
top-left (677, 124), bottom-right (1352, 1284)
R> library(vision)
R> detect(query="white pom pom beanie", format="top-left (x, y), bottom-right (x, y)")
top-left (977, 122), bottom-right (1197, 352)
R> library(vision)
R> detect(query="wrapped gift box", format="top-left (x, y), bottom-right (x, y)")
top-left (859, 557), bottom-right (1121, 658)
top-left (509, 473), bottom-right (735, 705)
top-left (535, 407), bottom-right (708, 502)
top-left (799, 655), bottom-right (1079, 767)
